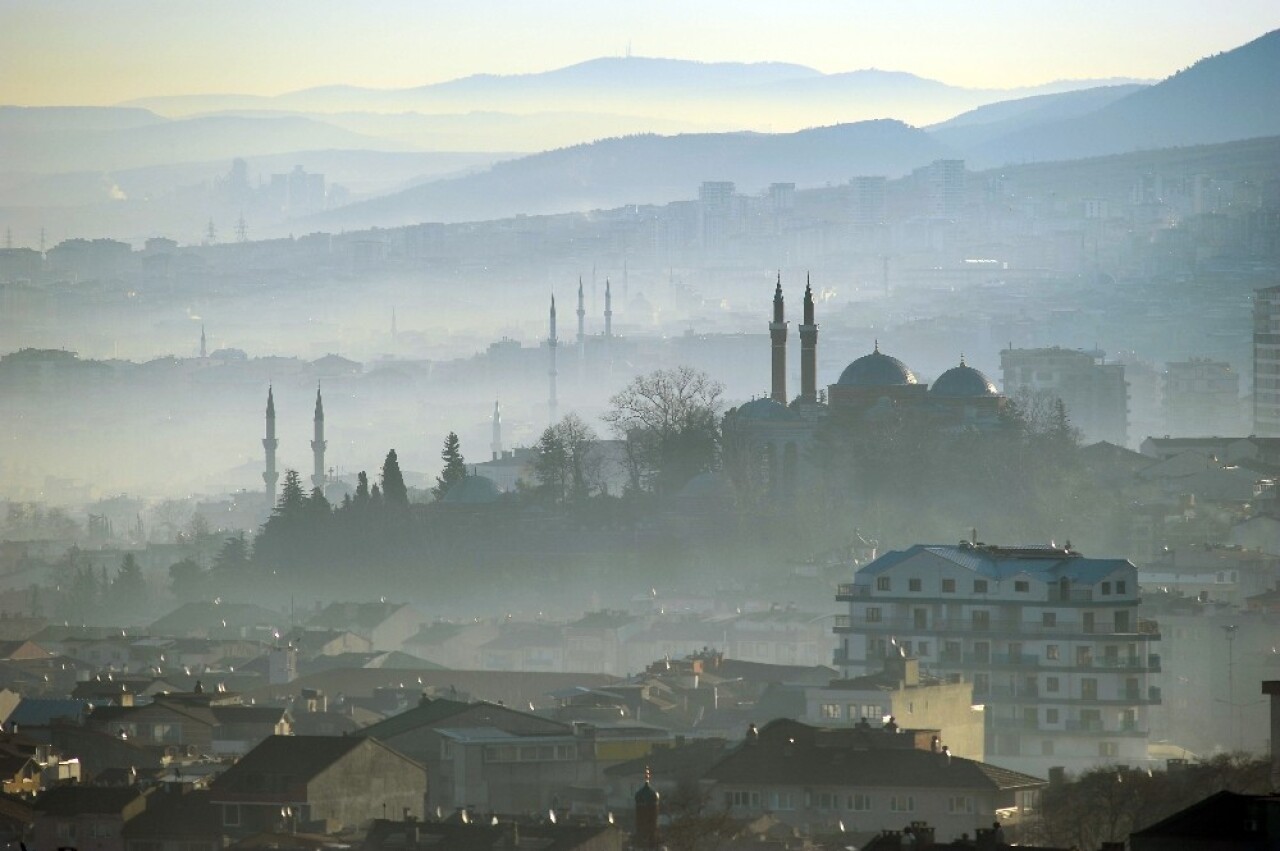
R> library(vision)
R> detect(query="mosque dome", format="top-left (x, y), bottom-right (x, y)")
top-left (930, 358), bottom-right (998, 398)
top-left (836, 344), bottom-right (917, 387)
top-left (732, 398), bottom-right (801, 422)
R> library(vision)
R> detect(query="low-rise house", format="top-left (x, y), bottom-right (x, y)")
top-left (307, 602), bottom-right (421, 652)
top-left (88, 689), bottom-right (290, 756)
top-left (702, 719), bottom-right (1044, 841)
top-left (401, 621), bottom-right (500, 670)
top-left (209, 735), bottom-right (425, 836)
top-left (366, 818), bottom-right (623, 851)
top-left (480, 623), bottom-right (565, 671)
top-left (149, 603), bottom-right (285, 640)
top-left (33, 785), bottom-right (149, 851)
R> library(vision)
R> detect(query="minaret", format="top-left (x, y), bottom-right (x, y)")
top-left (263, 387), bottom-right (279, 507)
top-left (311, 385), bottom-right (326, 491)
top-left (604, 279), bottom-right (613, 338)
top-left (491, 399), bottom-right (503, 461)
top-left (200, 325), bottom-right (207, 359)
top-left (799, 275), bottom-right (819, 403)
top-left (548, 295), bottom-right (559, 425)
top-left (576, 277), bottom-right (586, 347)
top-left (770, 275), bottom-right (788, 404)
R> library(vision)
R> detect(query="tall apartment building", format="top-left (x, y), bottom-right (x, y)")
top-left (834, 542), bottom-right (1160, 777)
top-left (698, 181), bottom-right (737, 248)
top-left (850, 175), bottom-right (887, 225)
top-left (1001, 346), bottom-right (1129, 446)
top-left (1253, 285), bottom-right (1280, 436)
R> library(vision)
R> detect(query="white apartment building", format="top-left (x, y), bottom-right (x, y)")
top-left (1254, 285), bottom-right (1280, 436)
top-left (834, 542), bottom-right (1160, 777)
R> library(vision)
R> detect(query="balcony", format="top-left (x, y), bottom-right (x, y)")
top-left (836, 583), bottom-right (869, 600)
top-left (832, 647), bottom-right (852, 666)
top-left (830, 615), bottom-right (1160, 639)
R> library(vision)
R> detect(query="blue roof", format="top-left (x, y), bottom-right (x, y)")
top-left (8, 698), bottom-right (88, 726)
top-left (856, 544), bottom-right (1131, 584)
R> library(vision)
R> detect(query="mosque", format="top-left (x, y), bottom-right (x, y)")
top-left (724, 277), bottom-right (1007, 489)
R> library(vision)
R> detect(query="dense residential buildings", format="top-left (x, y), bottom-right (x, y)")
top-left (834, 542), bottom-right (1160, 777)
top-left (1162, 358), bottom-right (1242, 436)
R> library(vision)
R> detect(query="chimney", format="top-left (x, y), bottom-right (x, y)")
top-left (1264, 681), bottom-right (1280, 791)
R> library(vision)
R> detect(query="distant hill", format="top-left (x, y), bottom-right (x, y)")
top-left (123, 55), bottom-right (1147, 130)
top-left (926, 85), bottom-right (1147, 152)
top-left (967, 29), bottom-right (1280, 165)
top-left (307, 119), bottom-right (953, 230)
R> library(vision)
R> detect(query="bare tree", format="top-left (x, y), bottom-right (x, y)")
top-left (603, 367), bottom-right (724, 496)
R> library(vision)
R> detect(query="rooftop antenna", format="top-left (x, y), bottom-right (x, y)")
top-left (626, 40), bottom-right (632, 58)
top-left (235, 212), bottom-right (248, 243)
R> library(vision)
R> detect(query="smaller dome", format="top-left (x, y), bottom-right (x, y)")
top-left (732, 398), bottom-right (800, 422)
top-left (836, 343), bottom-right (917, 387)
top-left (931, 358), bottom-right (998, 398)
top-left (440, 475), bottom-right (502, 505)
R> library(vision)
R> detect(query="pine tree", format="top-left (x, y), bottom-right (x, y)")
top-left (433, 432), bottom-right (467, 499)
top-left (275, 470), bottom-right (306, 518)
top-left (354, 471), bottom-right (370, 506)
top-left (213, 532), bottom-right (250, 574)
top-left (381, 449), bottom-right (409, 507)
top-left (112, 553), bottom-right (147, 615)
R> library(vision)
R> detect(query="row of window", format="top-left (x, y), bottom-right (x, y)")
top-left (818, 703), bottom-right (886, 721)
top-left (726, 790), bottom-right (958, 813)
top-left (482, 744), bottom-right (577, 763)
top-left (875, 577), bottom-right (1127, 595)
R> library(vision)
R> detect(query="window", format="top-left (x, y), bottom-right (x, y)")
top-left (866, 607), bottom-right (882, 623)
top-left (974, 580), bottom-right (989, 593)
top-left (1076, 646), bottom-right (1094, 666)
top-left (877, 577), bottom-right (891, 591)
top-left (1116, 580), bottom-right (1127, 594)
top-left (942, 579), bottom-right (956, 593)
top-left (1046, 709), bottom-right (1060, 724)
top-left (56, 823), bottom-right (76, 840)
top-left (1081, 678), bottom-right (1098, 700)
top-left (769, 792), bottom-right (795, 810)
top-left (909, 578), bottom-right (922, 592)
top-left (1042, 611), bottom-right (1057, 627)
top-left (1046, 644), bottom-right (1059, 660)
top-left (974, 641), bottom-right (990, 663)
top-left (972, 610), bottom-right (990, 630)
top-left (948, 796), bottom-right (974, 814)
top-left (1101, 582), bottom-right (1112, 595)
top-left (973, 673), bottom-right (989, 694)
top-left (729, 790), bottom-right (761, 808)
top-left (917, 641), bottom-right (929, 656)
top-left (1046, 677), bottom-right (1060, 693)
top-left (820, 703), bottom-right (842, 720)
top-left (223, 805), bottom-right (241, 827)
top-left (862, 704), bottom-right (885, 721)
top-left (847, 793), bottom-right (872, 811)
top-left (814, 792), bottom-right (836, 811)
top-left (1099, 741), bottom-right (1119, 758)
top-left (890, 795), bottom-right (916, 813)
top-left (1015, 580), bottom-right (1030, 592)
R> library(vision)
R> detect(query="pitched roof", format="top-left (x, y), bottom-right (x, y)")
top-left (34, 785), bottom-right (146, 816)
top-left (702, 720), bottom-right (1044, 791)
top-left (8, 698), bottom-right (88, 727)
top-left (209, 735), bottom-right (369, 793)
top-left (858, 543), bottom-right (1131, 585)
top-left (360, 698), bottom-right (571, 741)
top-left (1131, 790), bottom-right (1280, 840)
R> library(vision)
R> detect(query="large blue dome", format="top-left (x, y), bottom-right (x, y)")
top-left (931, 359), bottom-right (998, 398)
top-left (836, 347), bottom-right (917, 387)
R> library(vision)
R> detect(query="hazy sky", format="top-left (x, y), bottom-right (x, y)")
top-left (3, 0), bottom-right (1278, 105)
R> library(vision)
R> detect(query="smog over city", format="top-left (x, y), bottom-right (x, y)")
top-left (2, 2), bottom-right (1280, 848)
